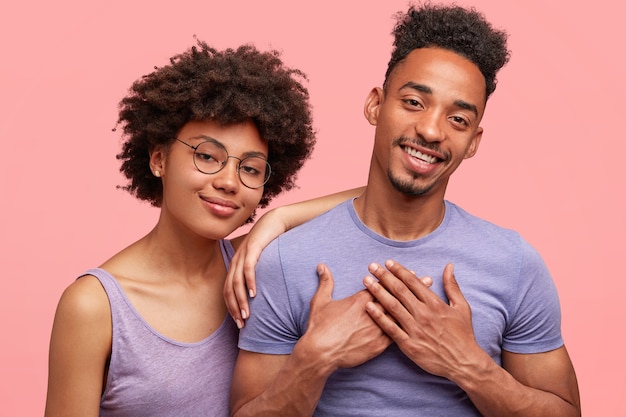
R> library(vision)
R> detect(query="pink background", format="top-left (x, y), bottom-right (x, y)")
top-left (1, 0), bottom-right (624, 415)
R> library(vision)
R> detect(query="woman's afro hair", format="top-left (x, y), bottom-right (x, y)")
top-left (385, 3), bottom-right (511, 100)
top-left (116, 39), bottom-right (316, 210)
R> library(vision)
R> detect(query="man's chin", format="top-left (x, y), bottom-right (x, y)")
top-left (388, 175), bottom-right (432, 197)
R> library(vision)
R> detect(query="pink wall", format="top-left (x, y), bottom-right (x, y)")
top-left (1, 0), bottom-right (623, 415)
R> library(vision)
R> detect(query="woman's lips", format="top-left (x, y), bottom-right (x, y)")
top-left (201, 195), bottom-right (239, 217)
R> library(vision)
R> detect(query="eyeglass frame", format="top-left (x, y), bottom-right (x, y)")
top-left (174, 137), bottom-right (272, 189)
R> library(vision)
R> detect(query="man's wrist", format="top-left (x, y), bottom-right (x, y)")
top-left (291, 335), bottom-right (337, 379)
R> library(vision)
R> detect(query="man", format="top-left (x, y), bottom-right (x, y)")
top-left (230, 4), bottom-right (581, 416)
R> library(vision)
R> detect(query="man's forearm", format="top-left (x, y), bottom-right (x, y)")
top-left (455, 355), bottom-right (581, 417)
top-left (231, 343), bottom-right (334, 417)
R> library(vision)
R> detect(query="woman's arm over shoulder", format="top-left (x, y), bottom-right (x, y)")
top-left (225, 186), bottom-right (365, 327)
top-left (45, 275), bottom-right (113, 417)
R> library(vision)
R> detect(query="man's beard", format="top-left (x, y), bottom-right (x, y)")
top-left (387, 169), bottom-right (433, 197)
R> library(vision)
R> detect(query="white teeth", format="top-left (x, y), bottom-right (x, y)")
top-left (403, 146), bottom-right (437, 164)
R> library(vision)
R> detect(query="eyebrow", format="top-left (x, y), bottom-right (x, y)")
top-left (192, 135), bottom-right (268, 159)
top-left (400, 81), bottom-right (478, 117)
top-left (400, 81), bottom-right (432, 95)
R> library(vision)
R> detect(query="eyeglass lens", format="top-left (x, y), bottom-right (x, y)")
top-left (193, 141), bottom-right (270, 188)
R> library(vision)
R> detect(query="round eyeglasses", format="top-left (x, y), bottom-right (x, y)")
top-left (175, 138), bottom-right (271, 189)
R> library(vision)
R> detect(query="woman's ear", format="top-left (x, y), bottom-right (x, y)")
top-left (363, 87), bottom-right (384, 126)
top-left (149, 146), bottom-right (166, 178)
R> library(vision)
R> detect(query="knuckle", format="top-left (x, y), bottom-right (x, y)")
top-left (389, 279), bottom-right (408, 296)
top-left (385, 297), bottom-right (402, 312)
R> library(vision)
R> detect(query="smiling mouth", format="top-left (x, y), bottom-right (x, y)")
top-left (402, 146), bottom-right (439, 164)
top-left (200, 195), bottom-right (239, 209)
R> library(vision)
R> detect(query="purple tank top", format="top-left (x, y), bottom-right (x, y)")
top-left (84, 239), bottom-right (238, 417)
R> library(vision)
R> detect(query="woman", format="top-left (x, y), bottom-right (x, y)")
top-left (45, 41), bottom-right (359, 417)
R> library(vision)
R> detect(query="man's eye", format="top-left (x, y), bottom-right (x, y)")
top-left (451, 116), bottom-right (469, 126)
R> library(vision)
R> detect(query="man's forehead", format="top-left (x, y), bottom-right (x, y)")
top-left (388, 47), bottom-right (487, 107)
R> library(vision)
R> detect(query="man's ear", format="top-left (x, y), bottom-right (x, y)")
top-left (149, 146), bottom-right (167, 177)
top-left (464, 127), bottom-right (483, 159)
top-left (363, 87), bottom-right (384, 126)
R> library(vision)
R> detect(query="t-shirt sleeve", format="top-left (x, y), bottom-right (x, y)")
top-left (238, 238), bottom-right (301, 354)
top-left (502, 238), bottom-right (564, 354)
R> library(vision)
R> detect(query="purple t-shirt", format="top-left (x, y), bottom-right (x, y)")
top-left (87, 239), bottom-right (237, 417)
top-left (239, 201), bottom-right (563, 416)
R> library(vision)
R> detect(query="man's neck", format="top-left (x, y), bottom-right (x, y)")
top-left (353, 186), bottom-right (446, 242)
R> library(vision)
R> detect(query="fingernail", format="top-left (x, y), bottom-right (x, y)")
top-left (241, 309), bottom-right (248, 319)
top-left (368, 263), bottom-right (379, 272)
top-left (235, 319), bottom-right (243, 329)
top-left (363, 276), bottom-right (374, 286)
top-left (249, 289), bottom-right (255, 298)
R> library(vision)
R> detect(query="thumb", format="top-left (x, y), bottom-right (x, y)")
top-left (310, 263), bottom-right (335, 310)
top-left (442, 264), bottom-right (469, 312)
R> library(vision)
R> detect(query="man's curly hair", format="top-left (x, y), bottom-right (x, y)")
top-left (385, 3), bottom-right (511, 100)
top-left (116, 40), bottom-right (316, 211)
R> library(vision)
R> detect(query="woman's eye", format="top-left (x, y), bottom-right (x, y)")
top-left (241, 166), bottom-right (261, 176)
top-left (197, 152), bottom-right (217, 162)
